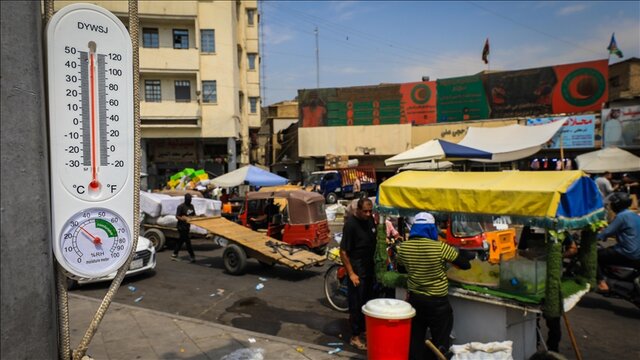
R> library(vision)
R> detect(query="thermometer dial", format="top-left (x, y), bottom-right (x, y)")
top-left (57, 208), bottom-right (132, 278)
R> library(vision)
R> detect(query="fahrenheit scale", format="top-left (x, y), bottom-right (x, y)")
top-left (47, 4), bottom-right (135, 279)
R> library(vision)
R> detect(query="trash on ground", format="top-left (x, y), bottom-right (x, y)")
top-left (296, 346), bottom-right (304, 353)
top-left (209, 293), bottom-right (217, 297)
top-left (248, 338), bottom-right (256, 343)
top-left (179, 347), bottom-right (185, 353)
top-left (217, 288), bottom-right (225, 294)
top-left (327, 342), bottom-right (343, 346)
top-left (221, 348), bottom-right (265, 360)
top-left (258, 277), bottom-right (268, 282)
top-left (134, 296), bottom-right (144, 302)
top-left (328, 347), bottom-right (342, 355)
top-left (255, 283), bottom-right (264, 291)
top-left (127, 285), bottom-right (136, 292)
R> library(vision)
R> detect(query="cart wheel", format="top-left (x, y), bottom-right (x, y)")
top-left (326, 192), bottom-right (338, 204)
top-left (144, 228), bottom-right (166, 251)
top-left (223, 244), bottom-right (247, 275)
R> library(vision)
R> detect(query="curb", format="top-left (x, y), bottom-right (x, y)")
top-left (70, 293), bottom-right (364, 359)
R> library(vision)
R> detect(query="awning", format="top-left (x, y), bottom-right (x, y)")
top-left (575, 146), bottom-right (640, 173)
top-left (385, 139), bottom-right (492, 166)
top-left (377, 170), bottom-right (604, 230)
top-left (458, 119), bottom-right (566, 163)
top-left (398, 161), bottom-right (454, 171)
top-left (210, 165), bottom-right (288, 187)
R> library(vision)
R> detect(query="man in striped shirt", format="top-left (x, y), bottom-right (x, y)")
top-left (397, 212), bottom-right (471, 360)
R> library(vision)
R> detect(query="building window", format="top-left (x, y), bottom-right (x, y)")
top-left (237, 46), bottom-right (242, 69)
top-left (249, 97), bottom-right (259, 113)
top-left (144, 80), bottom-right (161, 102)
top-left (175, 80), bottom-right (191, 102)
top-left (173, 29), bottom-right (189, 49)
top-left (201, 29), bottom-right (215, 53)
top-left (247, 9), bottom-right (256, 26)
top-left (202, 81), bottom-right (217, 103)
top-left (248, 53), bottom-right (257, 70)
top-left (239, 92), bottom-right (244, 113)
top-left (142, 28), bottom-right (159, 48)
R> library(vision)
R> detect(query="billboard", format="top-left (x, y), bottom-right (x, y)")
top-left (298, 59), bottom-right (608, 127)
top-left (602, 105), bottom-right (640, 148)
top-left (527, 115), bottom-right (595, 149)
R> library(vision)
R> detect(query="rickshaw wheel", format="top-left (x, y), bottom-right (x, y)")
top-left (223, 244), bottom-right (247, 275)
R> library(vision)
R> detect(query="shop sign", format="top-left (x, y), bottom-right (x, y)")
top-left (602, 105), bottom-right (640, 148)
top-left (527, 115), bottom-right (595, 149)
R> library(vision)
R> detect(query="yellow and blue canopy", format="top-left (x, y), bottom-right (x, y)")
top-left (377, 170), bottom-right (604, 230)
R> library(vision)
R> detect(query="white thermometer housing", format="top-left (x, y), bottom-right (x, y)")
top-left (47, 4), bottom-right (135, 279)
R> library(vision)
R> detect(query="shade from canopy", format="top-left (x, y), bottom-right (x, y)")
top-left (458, 119), bottom-right (566, 163)
top-left (398, 161), bottom-right (454, 171)
top-left (377, 170), bottom-right (604, 230)
top-left (575, 146), bottom-right (640, 173)
top-left (385, 139), bottom-right (492, 166)
top-left (210, 165), bottom-right (288, 187)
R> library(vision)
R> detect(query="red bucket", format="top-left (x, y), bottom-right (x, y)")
top-left (362, 298), bottom-right (416, 360)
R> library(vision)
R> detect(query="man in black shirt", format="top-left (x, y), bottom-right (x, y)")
top-left (340, 197), bottom-right (376, 351)
top-left (172, 194), bottom-right (196, 263)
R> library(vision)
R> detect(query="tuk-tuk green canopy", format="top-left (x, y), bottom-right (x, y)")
top-left (377, 170), bottom-right (605, 230)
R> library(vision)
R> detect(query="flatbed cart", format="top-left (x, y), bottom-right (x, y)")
top-left (188, 217), bottom-right (326, 275)
top-left (142, 223), bottom-right (211, 251)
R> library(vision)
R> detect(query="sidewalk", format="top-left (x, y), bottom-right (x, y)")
top-left (69, 294), bottom-right (363, 360)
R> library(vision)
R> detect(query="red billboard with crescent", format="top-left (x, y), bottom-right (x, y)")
top-left (400, 81), bottom-right (437, 125)
top-left (551, 59), bottom-right (608, 114)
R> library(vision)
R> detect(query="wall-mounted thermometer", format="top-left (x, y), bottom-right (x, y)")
top-left (47, 3), bottom-right (135, 279)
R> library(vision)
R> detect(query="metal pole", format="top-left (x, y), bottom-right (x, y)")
top-left (315, 26), bottom-right (319, 88)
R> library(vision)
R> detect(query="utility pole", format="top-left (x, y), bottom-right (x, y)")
top-left (315, 26), bottom-right (319, 89)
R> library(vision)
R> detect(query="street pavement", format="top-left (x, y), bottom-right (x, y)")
top-left (69, 294), bottom-right (363, 360)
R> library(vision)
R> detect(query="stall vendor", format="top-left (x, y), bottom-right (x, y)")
top-left (397, 212), bottom-right (472, 360)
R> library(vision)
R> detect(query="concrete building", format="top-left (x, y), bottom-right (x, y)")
top-left (52, 1), bottom-right (261, 188)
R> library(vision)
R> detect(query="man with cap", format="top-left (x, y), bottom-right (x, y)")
top-left (397, 212), bottom-right (471, 360)
top-left (173, 193), bottom-right (196, 263)
top-left (340, 197), bottom-right (376, 351)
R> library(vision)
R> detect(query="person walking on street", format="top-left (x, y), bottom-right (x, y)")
top-left (397, 212), bottom-right (471, 360)
top-left (340, 197), bottom-right (376, 351)
top-left (173, 194), bottom-right (196, 263)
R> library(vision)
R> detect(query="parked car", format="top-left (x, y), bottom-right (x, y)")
top-left (67, 236), bottom-right (157, 290)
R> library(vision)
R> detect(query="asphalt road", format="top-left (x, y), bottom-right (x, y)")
top-left (72, 234), bottom-right (640, 359)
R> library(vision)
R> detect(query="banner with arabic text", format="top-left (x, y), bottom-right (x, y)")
top-left (527, 115), bottom-right (595, 149)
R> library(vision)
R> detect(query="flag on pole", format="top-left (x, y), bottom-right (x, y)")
top-left (607, 33), bottom-right (623, 58)
top-left (482, 38), bottom-right (490, 64)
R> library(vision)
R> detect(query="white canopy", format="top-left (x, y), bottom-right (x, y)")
top-left (398, 161), bottom-right (453, 171)
top-left (458, 118), bottom-right (566, 163)
top-left (575, 147), bottom-right (640, 173)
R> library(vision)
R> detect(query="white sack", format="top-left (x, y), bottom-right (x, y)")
top-left (450, 341), bottom-right (513, 360)
top-left (156, 215), bottom-right (178, 227)
top-left (190, 225), bottom-right (208, 235)
top-left (160, 197), bottom-right (183, 216)
top-left (140, 191), bottom-right (171, 217)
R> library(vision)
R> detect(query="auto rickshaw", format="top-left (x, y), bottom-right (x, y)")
top-left (238, 190), bottom-right (331, 254)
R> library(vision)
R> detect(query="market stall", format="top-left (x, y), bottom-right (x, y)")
top-left (375, 170), bottom-right (605, 359)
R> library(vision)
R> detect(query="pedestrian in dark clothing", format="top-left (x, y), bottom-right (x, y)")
top-left (172, 194), bottom-right (196, 262)
top-left (397, 212), bottom-right (471, 360)
top-left (339, 197), bottom-right (376, 351)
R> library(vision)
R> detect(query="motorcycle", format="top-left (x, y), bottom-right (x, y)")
top-left (599, 262), bottom-right (640, 308)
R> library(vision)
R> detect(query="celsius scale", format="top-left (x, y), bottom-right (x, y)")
top-left (46, 4), bottom-right (135, 279)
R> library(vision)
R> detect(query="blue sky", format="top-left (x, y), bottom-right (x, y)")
top-left (260, 1), bottom-right (640, 105)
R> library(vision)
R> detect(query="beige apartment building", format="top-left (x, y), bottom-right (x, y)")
top-left (52, 0), bottom-right (261, 188)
